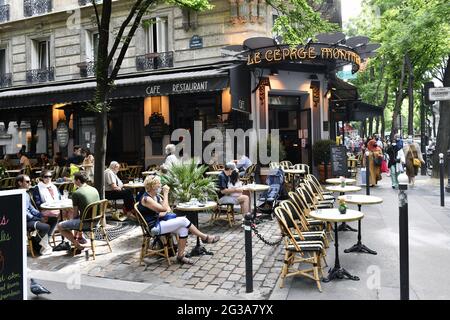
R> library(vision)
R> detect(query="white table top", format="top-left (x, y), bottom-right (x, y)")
top-left (309, 208), bottom-right (364, 223)
top-left (6, 169), bottom-right (21, 173)
top-left (53, 180), bottom-right (73, 185)
top-left (41, 199), bottom-right (73, 210)
top-left (242, 184), bottom-right (270, 192)
top-left (175, 201), bottom-right (217, 212)
top-left (282, 169), bottom-right (305, 174)
top-left (338, 195), bottom-right (383, 205)
top-left (326, 185), bottom-right (362, 193)
top-left (326, 178), bottom-right (356, 184)
top-left (142, 171), bottom-right (159, 176)
top-left (123, 182), bottom-right (145, 188)
top-left (205, 171), bottom-right (222, 176)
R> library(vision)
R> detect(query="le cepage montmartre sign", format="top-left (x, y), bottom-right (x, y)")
top-left (246, 46), bottom-right (362, 70)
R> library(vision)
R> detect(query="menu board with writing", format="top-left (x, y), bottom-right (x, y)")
top-left (0, 190), bottom-right (27, 300)
top-left (330, 145), bottom-right (348, 178)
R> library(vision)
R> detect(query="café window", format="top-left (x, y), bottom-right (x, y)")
top-left (145, 17), bottom-right (168, 53)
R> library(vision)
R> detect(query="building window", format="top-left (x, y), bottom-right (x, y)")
top-left (27, 39), bottom-right (54, 83)
top-left (0, 47), bottom-right (12, 88)
top-left (145, 17), bottom-right (168, 53)
top-left (24, 0), bottom-right (52, 17)
top-left (0, 0), bottom-right (10, 23)
top-left (86, 31), bottom-right (99, 62)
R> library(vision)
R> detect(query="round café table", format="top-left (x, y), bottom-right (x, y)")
top-left (325, 185), bottom-right (361, 232)
top-left (282, 169), bottom-right (305, 190)
top-left (338, 195), bottom-right (383, 255)
top-left (142, 171), bottom-right (159, 176)
top-left (205, 171), bottom-right (221, 176)
top-left (41, 199), bottom-right (74, 246)
top-left (310, 208), bottom-right (364, 282)
top-left (326, 178), bottom-right (356, 185)
top-left (175, 201), bottom-right (217, 257)
top-left (242, 184), bottom-right (270, 220)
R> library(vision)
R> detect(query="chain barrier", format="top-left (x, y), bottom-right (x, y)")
top-left (250, 223), bottom-right (283, 246)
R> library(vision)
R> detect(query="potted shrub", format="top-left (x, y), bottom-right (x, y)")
top-left (161, 159), bottom-right (219, 204)
top-left (312, 139), bottom-right (336, 183)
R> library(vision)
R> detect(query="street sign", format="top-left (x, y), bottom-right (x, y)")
top-left (429, 87), bottom-right (450, 101)
top-left (189, 35), bottom-right (203, 49)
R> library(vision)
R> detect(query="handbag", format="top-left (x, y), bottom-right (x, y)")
top-left (373, 156), bottom-right (382, 166)
top-left (413, 158), bottom-right (421, 167)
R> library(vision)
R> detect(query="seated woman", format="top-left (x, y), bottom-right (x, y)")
top-left (104, 161), bottom-right (136, 218)
top-left (138, 175), bottom-right (220, 265)
top-left (229, 169), bottom-right (243, 197)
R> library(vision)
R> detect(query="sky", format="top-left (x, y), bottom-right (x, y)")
top-left (341, 0), bottom-right (363, 25)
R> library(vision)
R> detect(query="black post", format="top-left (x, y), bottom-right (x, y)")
top-left (365, 151), bottom-right (370, 195)
top-left (439, 153), bottom-right (444, 206)
top-left (420, 87), bottom-right (426, 175)
top-left (398, 175), bottom-right (409, 300)
top-left (446, 150), bottom-right (450, 193)
top-left (244, 213), bottom-right (253, 293)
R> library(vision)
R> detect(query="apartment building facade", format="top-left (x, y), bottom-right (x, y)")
top-left (0, 0), bottom-right (344, 166)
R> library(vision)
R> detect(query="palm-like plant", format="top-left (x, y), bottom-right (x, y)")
top-left (161, 159), bottom-right (219, 204)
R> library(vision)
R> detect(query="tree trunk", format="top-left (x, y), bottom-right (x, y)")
top-left (369, 117), bottom-right (373, 136)
top-left (432, 57), bottom-right (450, 178)
top-left (375, 116), bottom-right (380, 135)
top-left (406, 54), bottom-right (414, 136)
top-left (380, 83), bottom-right (388, 139)
top-left (391, 55), bottom-right (407, 140)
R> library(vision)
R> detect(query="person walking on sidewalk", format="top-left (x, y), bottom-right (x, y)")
top-left (386, 140), bottom-right (405, 189)
top-left (137, 175), bottom-right (220, 265)
top-left (404, 137), bottom-right (424, 186)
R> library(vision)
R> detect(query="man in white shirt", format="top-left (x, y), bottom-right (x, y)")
top-left (104, 161), bottom-right (135, 218)
top-left (161, 144), bottom-right (179, 171)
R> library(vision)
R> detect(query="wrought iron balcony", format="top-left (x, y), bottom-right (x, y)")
top-left (78, 0), bottom-right (102, 6)
top-left (24, 0), bottom-right (52, 17)
top-left (0, 4), bottom-right (10, 23)
top-left (135, 51), bottom-right (174, 71)
top-left (26, 67), bottom-right (55, 84)
top-left (0, 73), bottom-right (12, 88)
top-left (77, 60), bottom-right (113, 78)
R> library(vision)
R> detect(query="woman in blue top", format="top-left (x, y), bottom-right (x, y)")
top-left (138, 175), bottom-right (220, 264)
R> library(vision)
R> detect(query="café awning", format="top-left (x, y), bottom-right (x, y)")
top-left (0, 67), bottom-right (230, 110)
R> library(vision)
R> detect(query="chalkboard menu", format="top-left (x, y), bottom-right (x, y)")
top-left (330, 145), bottom-right (348, 177)
top-left (56, 121), bottom-right (69, 148)
top-left (0, 190), bottom-right (27, 300)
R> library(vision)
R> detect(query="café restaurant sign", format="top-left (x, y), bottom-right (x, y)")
top-left (145, 78), bottom-right (228, 96)
top-left (246, 45), bottom-right (362, 72)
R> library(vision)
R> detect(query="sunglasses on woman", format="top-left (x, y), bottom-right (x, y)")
top-left (43, 175), bottom-right (52, 178)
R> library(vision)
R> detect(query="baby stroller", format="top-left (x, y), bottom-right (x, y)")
top-left (256, 168), bottom-right (288, 218)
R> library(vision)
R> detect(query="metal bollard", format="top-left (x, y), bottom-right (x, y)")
top-left (365, 151), bottom-right (370, 195)
top-left (439, 153), bottom-right (444, 206)
top-left (244, 212), bottom-right (253, 293)
top-left (446, 150), bottom-right (450, 193)
top-left (398, 173), bottom-right (409, 300)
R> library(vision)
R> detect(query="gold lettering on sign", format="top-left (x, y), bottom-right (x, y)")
top-left (282, 48), bottom-right (290, 60)
top-left (265, 50), bottom-right (274, 62)
top-left (254, 52), bottom-right (261, 64)
top-left (308, 47), bottom-right (317, 59)
top-left (290, 48), bottom-right (297, 60)
top-left (273, 49), bottom-right (282, 61)
top-left (321, 48), bottom-right (332, 59)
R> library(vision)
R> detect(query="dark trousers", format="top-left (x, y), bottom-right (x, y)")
top-left (27, 220), bottom-right (50, 239)
top-left (105, 189), bottom-right (135, 211)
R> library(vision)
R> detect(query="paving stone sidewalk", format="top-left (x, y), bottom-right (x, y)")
top-left (28, 212), bottom-right (284, 299)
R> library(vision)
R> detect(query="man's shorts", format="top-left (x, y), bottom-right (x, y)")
top-left (219, 196), bottom-right (239, 205)
top-left (59, 219), bottom-right (93, 231)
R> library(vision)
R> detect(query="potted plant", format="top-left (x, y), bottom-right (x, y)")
top-left (161, 159), bottom-right (219, 205)
top-left (312, 139), bottom-right (336, 183)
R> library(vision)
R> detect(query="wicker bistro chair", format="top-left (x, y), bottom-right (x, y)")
top-left (240, 164), bottom-right (257, 185)
top-left (303, 179), bottom-right (335, 203)
top-left (75, 199), bottom-right (112, 260)
top-left (0, 177), bottom-right (16, 190)
top-left (134, 203), bottom-right (176, 266)
top-left (274, 207), bottom-right (324, 292)
top-left (305, 174), bottom-right (334, 197)
top-left (211, 203), bottom-right (236, 228)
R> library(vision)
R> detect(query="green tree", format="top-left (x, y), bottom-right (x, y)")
top-left (87, 0), bottom-right (212, 197)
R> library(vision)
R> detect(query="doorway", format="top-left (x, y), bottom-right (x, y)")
top-left (268, 94), bottom-right (310, 165)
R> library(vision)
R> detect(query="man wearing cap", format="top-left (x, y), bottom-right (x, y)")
top-left (217, 162), bottom-right (250, 214)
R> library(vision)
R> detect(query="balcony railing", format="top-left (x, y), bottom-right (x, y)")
top-left (0, 73), bottom-right (12, 88)
top-left (26, 67), bottom-right (55, 84)
top-left (0, 4), bottom-right (9, 23)
top-left (24, 0), bottom-right (52, 17)
top-left (77, 60), bottom-right (113, 78)
top-left (135, 51), bottom-right (174, 71)
top-left (78, 0), bottom-right (102, 6)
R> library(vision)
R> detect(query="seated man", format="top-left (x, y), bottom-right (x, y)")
top-left (16, 174), bottom-right (53, 255)
top-left (104, 161), bottom-right (135, 218)
top-left (217, 162), bottom-right (250, 215)
top-left (57, 172), bottom-right (100, 254)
